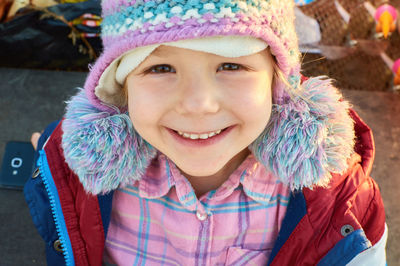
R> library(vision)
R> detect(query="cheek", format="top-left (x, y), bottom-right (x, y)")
top-left (128, 76), bottom-right (173, 111)
top-left (223, 76), bottom-right (272, 113)
top-left (126, 83), bottom-right (166, 130)
top-left (234, 79), bottom-right (272, 135)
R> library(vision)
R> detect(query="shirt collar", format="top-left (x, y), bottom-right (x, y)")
top-left (137, 152), bottom-right (288, 208)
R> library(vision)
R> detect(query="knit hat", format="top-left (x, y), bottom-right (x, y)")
top-left (62, 0), bottom-right (356, 195)
top-left (84, 0), bottom-right (302, 112)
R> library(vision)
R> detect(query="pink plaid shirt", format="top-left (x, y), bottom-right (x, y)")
top-left (103, 153), bottom-right (290, 265)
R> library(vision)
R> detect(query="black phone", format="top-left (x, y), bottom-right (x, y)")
top-left (0, 141), bottom-right (35, 190)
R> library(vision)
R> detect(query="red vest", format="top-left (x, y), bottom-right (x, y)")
top-left (40, 108), bottom-right (385, 265)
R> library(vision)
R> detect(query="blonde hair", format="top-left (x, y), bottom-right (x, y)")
top-left (122, 79), bottom-right (129, 105)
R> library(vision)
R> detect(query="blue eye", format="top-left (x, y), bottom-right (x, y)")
top-left (218, 63), bottom-right (242, 71)
top-left (148, 64), bottom-right (176, 73)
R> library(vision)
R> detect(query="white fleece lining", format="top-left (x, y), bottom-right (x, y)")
top-left (347, 223), bottom-right (388, 266)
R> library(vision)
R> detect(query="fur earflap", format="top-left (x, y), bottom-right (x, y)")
top-left (61, 89), bottom-right (157, 195)
top-left (249, 76), bottom-right (356, 190)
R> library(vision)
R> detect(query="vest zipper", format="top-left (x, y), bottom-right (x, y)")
top-left (38, 150), bottom-right (75, 266)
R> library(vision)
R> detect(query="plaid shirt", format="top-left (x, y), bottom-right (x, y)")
top-left (103, 153), bottom-right (290, 265)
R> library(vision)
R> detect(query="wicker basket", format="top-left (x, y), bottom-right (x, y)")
top-left (298, 0), bottom-right (400, 91)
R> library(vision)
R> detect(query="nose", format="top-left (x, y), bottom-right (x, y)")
top-left (175, 71), bottom-right (220, 115)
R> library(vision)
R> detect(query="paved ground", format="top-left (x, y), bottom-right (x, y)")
top-left (0, 68), bottom-right (398, 265)
top-left (0, 68), bottom-right (84, 266)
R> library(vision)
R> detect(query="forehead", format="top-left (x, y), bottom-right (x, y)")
top-left (149, 45), bottom-right (274, 63)
top-left (150, 45), bottom-right (179, 57)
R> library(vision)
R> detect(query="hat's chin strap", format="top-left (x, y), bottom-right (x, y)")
top-left (95, 36), bottom-right (269, 107)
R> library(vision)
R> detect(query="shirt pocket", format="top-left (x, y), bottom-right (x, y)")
top-left (224, 246), bottom-right (271, 266)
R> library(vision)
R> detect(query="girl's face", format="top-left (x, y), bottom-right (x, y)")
top-left (126, 45), bottom-right (274, 180)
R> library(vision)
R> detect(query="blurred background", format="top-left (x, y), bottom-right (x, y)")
top-left (0, 0), bottom-right (399, 264)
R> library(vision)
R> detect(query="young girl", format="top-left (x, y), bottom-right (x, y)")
top-left (25, 0), bottom-right (387, 265)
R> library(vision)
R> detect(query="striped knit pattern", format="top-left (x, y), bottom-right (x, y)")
top-left (84, 0), bottom-right (301, 112)
top-left (102, 0), bottom-right (298, 60)
top-left (103, 153), bottom-right (290, 265)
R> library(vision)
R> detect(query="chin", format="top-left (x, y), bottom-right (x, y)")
top-left (175, 161), bottom-right (225, 178)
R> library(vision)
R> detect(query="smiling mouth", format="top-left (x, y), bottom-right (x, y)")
top-left (172, 127), bottom-right (230, 140)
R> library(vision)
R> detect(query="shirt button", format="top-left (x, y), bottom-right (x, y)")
top-left (196, 211), bottom-right (208, 221)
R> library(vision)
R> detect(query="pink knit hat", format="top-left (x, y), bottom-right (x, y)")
top-left (84, 0), bottom-right (302, 112)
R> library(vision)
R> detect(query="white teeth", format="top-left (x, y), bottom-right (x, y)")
top-left (190, 134), bottom-right (199, 140)
top-left (199, 133), bottom-right (209, 139)
top-left (177, 129), bottom-right (224, 139)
